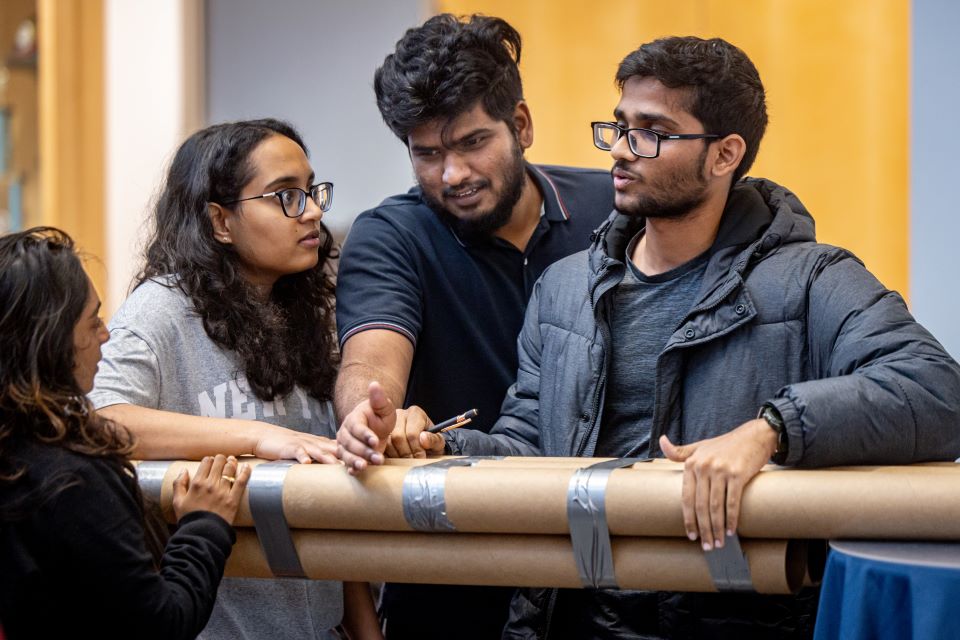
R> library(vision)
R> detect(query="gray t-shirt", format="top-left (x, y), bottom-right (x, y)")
top-left (90, 278), bottom-right (343, 640)
top-left (597, 234), bottom-right (708, 458)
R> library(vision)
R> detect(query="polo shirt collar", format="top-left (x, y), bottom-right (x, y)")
top-left (526, 163), bottom-right (572, 222)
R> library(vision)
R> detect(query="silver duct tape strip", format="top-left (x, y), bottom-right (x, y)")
top-left (248, 461), bottom-right (306, 578)
top-left (704, 533), bottom-right (755, 592)
top-left (136, 461), bottom-right (173, 503)
top-left (401, 456), bottom-right (501, 532)
top-left (566, 458), bottom-right (647, 589)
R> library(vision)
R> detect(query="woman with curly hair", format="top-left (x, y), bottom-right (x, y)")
top-left (89, 119), bottom-right (380, 639)
top-left (0, 227), bottom-right (251, 639)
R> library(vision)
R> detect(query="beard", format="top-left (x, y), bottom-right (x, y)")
top-left (421, 140), bottom-right (527, 242)
top-left (614, 144), bottom-right (710, 220)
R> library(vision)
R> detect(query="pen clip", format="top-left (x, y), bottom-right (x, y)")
top-left (440, 418), bottom-right (472, 433)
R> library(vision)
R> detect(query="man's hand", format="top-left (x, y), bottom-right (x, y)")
top-left (336, 381), bottom-right (397, 474)
top-left (660, 418), bottom-right (778, 551)
top-left (384, 406), bottom-right (439, 458)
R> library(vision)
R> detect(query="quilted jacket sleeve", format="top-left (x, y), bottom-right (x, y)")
top-left (772, 248), bottom-right (960, 467)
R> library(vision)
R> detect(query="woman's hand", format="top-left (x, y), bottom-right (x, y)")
top-left (253, 424), bottom-right (339, 464)
top-left (172, 454), bottom-right (251, 524)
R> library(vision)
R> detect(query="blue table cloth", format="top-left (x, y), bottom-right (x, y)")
top-left (814, 541), bottom-right (960, 640)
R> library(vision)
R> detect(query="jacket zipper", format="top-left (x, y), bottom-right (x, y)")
top-left (539, 588), bottom-right (559, 639)
top-left (576, 264), bottom-right (613, 456)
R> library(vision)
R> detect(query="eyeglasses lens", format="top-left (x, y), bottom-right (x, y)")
top-left (312, 184), bottom-right (332, 212)
top-left (628, 129), bottom-right (658, 158)
top-left (277, 189), bottom-right (306, 217)
top-left (595, 124), bottom-right (619, 150)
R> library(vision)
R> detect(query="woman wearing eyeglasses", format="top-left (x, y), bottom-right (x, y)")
top-left (90, 119), bottom-right (380, 639)
top-left (0, 227), bottom-right (251, 639)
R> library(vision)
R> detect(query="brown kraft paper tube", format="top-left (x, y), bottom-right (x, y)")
top-left (141, 458), bottom-right (960, 539)
top-left (224, 530), bottom-right (806, 594)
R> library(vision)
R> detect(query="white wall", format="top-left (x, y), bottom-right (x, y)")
top-left (911, 0), bottom-right (960, 359)
top-left (206, 0), bottom-right (428, 240)
top-left (105, 0), bottom-right (425, 315)
top-left (104, 0), bottom-right (203, 315)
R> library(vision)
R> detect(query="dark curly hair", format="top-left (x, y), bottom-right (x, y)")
top-left (374, 13), bottom-right (524, 142)
top-left (0, 227), bottom-right (165, 562)
top-left (138, 118), bottom-right (338, 402)
top-left (616, 37), bottom-right (768, 182)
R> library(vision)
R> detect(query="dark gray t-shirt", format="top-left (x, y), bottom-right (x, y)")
top-left (596, 234), bottom-right (708, 457)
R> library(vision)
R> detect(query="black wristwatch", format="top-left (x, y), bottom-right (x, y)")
top-left (758, 403), bottom-right (789, 465)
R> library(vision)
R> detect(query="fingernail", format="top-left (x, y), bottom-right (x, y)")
top-left (687, 532), bottom-right (697, 541)
top-left (715, 538), bottom-right (724, 549)
top-left (727, 529), bottom-right (734, 537)
top-left (372, 453), bottom-right (384, 464)
top-left (702, 541), bottom-right (713, 552)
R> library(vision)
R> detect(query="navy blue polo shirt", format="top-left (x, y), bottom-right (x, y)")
top-left (337, 163), bottom-right (614, 433)
top-left (337, 163), bottom-right (613, 638)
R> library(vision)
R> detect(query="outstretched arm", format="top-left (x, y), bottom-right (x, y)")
top-left (99, 404), bottom-right (338, 464)
top-left (334, 329), bottom-right (413, 423)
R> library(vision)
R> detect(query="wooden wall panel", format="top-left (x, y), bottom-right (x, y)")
top-left (38, 0), bottom-right (106, 298)
top-left (438, 0), bottom-right (909, 296)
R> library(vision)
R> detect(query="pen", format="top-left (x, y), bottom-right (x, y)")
top-left (427, 408), bottom-right (479, 434)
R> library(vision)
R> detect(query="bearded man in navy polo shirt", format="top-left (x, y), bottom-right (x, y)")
top-left (334, 13), bottom-right (613, 640)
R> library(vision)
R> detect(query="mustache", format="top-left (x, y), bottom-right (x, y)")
top-left (442, 180), bottom-right (490, 198)
top-left (611, 162), bottom-right (642, 182)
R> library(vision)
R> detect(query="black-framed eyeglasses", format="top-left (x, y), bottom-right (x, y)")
top-left (222, 182), bottom-right (334, 217)
top-left (591, 122), bottom-right (719, 159)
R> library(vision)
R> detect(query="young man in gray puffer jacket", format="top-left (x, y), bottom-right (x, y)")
top-left (337, 36), bottom-right (960, 639)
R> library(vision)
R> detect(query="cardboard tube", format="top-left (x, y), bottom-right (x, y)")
top-left (224, 530), bottom-right (806, 594)
top-left (142, 458), bottom-right (960, 539)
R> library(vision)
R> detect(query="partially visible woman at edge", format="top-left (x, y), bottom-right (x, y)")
top-left (89, 119), bottom-right (381, 639)
top-left (0, 227), bottom-right (251, 639)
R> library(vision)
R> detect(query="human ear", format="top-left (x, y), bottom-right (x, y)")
top-left (208, 203), bottom-right (233, 244)
top-left (710, 134), bottom-right (747, 179)
top-left (513, 101), bottom-right (534, 150)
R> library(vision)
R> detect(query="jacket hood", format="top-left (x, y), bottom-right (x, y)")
top-left (592, 176), bottom-right (817, 267)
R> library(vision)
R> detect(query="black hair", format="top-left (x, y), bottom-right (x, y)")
top-left (138, 118), bottom-right (338, 402)
top-left (616, 37), bottom-right (768, 181)
top-left (374, 13), bottom-right (524, 142)
top-left (0, 227), bottom-right (166, 562)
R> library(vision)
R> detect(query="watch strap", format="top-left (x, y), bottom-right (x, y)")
top-left (758, 403), bottom-right (788, 464)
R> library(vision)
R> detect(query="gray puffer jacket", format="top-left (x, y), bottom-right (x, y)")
top-left (447, 177), bottom-right (960, 638)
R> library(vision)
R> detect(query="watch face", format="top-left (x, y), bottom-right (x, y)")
top-left (762, 406), bottom-right (784, 432)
